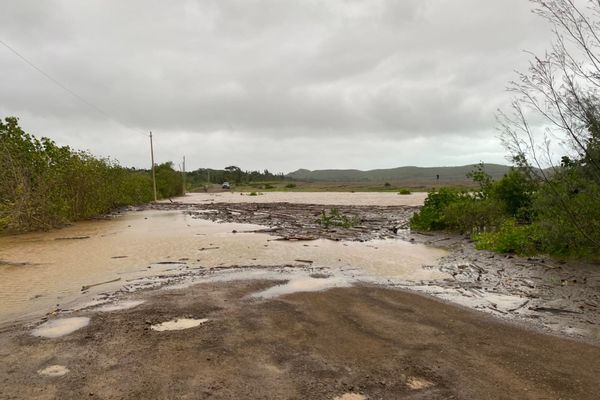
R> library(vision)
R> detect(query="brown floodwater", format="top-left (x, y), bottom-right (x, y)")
top-left (165, 191), bottom-right (428, 206)
top-left (0, 209), bottom-right (446, 325)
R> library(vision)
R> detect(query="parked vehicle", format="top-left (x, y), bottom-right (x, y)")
top-left (222, 182), bottom-right (230, 190)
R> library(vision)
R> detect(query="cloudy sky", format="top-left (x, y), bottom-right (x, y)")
top-left (0, 0), bottom-right (552, 172)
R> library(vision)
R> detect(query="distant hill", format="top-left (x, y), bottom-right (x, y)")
top-left (286, 164), bottom-right (512, 184)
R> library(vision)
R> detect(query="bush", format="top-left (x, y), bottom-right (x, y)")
top-left (410, 188), bottom-right (464, 231)
top-left (155, 162), bottom-right (183, 198)
top-left (530, 168), bottom-right (600, 257)
top-left (474, 219), bottom-right (542, 255)
top-left (285, 183), bottom-right (297, 189)
top-left (398, 189), bottom-right (411, 195)
top-left (490, 169), bottom-right (536, 222)
top-left (443, 198), bottom-right (505, 234)
top-left (0, 116), bottom-right (180, 232)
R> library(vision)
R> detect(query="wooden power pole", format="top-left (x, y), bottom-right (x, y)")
top-left (182, 155), bottom-right (186, 195)
top-left (149, 131), bottom-right (157, 202)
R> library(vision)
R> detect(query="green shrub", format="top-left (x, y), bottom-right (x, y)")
top-left (285, 183), bottom-right (297, 188)
top-left (398, 189), bottom-right (411, 195)
top-left (0, 116), bottom-right (179, 233)
top-left (443, 198), bottom-right (505, 234)
top-left (474, 219), bottom-right (542, 255)
top-left (384, 182), bottom-right (391, 187)
top-left (319, 208), bottom-right (360, 228)
top-left (490, 169), bottom-right (536, 222)
top-left (531, 168), bottom-right (600, 257)
top-left (410, 188), bottom-right (464, 231)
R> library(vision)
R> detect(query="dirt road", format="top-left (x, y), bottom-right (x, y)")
top-left (2, 278), bottom-right (599, 399)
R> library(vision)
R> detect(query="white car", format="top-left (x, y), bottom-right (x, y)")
top-left (222, 182), bottom-right (230, 190)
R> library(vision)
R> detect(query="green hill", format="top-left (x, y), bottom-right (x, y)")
top-left (286, 164), bottom-right (512, 184)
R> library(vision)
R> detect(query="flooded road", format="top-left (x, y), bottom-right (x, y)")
top-left (0, 209), bottom-right (446, 324)
top-left (166, 191), bottom-right (428, 206)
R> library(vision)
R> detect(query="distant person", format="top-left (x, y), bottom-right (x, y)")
top-left (436, 174), bottom-right (440, 181)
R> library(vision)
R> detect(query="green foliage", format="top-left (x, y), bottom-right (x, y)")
top-left (398, 189), bottom-right (411, 195)
top-left (186, 167), bottom-right (286, 188)
top-left (531, 167), bottom-right (600, 257)
top-left (285, 183), bottom-right (297, 188)
top-left (384, 182), bottom-right (391, 187)
top-left (490, 168), bottom-right (536, 222)
top-left (475, 219), bottom-right (541, 255)
top-left (412, 162), bottom-right (599, 258)
top-left (155, 162), bottom-right (183, 199)
top-left (466, 162), bottom-right (493, 199)
top-left (0, 117), bottom-right (180, 233)
top-left (318, 208), bottom-right (360, 228)
top-left (442, 198), bottom-right (505, 234)
top-left (409, 188), bottom-right (464, 231)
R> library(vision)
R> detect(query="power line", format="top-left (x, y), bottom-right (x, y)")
top-left (0, 38), bottom-right (148, 137)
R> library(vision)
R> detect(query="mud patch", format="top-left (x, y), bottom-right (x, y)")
top-left (150, 318), bottom-right (209, 332)
top-left (333, 393), bottom-right (366, 400)
top-left (37, 365), bottom-right (69, 377)
top-left (32, 317), bottom-right (90, 338)
top-left (406, 376), bottom-right (435, 390)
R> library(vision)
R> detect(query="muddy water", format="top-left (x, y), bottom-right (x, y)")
top-left (0, 210), bottom-right (446, 324)
top-left (166, 191), bottom-right (427, 206)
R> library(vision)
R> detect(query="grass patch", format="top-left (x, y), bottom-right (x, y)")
top-left (318, 208), bottom-right (360, 228)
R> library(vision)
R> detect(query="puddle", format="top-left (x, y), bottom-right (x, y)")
top-left (96, 300), bottom-right (144, 312)
top-left (32, 317), bottom-right (90, 338)
top-left (251, 274), bottom-right (353, 299)
top-left (406, 376), bottom-right (435, 390)
top-left (37, 365), bottom-right (69, 377)
top-left (333, 394), bottom-right (366, 400)
top-left (150, 318), bottom-right (209, 332)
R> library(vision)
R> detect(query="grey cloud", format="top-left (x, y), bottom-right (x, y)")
top-left (0, 0), bottom-right (553, 170)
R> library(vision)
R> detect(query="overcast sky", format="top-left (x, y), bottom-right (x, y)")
top-left (0, 0), bottom-right (552, 172)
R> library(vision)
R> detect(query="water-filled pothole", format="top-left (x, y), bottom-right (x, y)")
top-left (150, 318), bottom-right (209, 331)
top-left (37, 365), bottom-right (69, 377)
top-left (31, 317), bottom-right (90, 338)
top-left (333, 393), bottom-right (366, 400)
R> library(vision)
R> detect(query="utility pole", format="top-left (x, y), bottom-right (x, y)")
top-left (182, 155), bottom-right (186, 195)
top-left (149, 131), bottom-right (157, 202)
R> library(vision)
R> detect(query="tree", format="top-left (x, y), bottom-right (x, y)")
top-left (498, 0), bottom-right (600, 250)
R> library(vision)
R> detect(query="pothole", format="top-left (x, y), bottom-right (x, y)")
top-left (150, 318), bottom-right (209, 332)
top-left (32, 317), bottom-right (90, 338)
top-left (37, 365), bottom-right (69, 377)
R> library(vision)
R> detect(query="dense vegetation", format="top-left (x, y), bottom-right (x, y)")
top-left (186, 166), bottom-right (285, 188)
top-left (411, 162), bottom-right (599, 258)
top-left (0, 117), bottom-right (182, 233)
